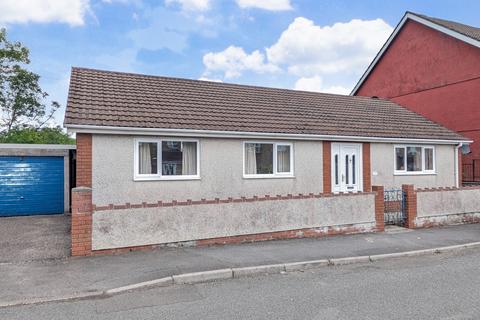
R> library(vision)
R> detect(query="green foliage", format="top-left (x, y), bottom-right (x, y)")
top-left (0, 28), bottom-right (59, 133)
top-left (0, 127), bottom-right (75, 144)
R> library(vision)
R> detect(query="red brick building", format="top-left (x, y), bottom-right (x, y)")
top-left (352, 12), bottom-right (480, 182)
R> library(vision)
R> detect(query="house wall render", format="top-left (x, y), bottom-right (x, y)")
top-left (92, 134), bottom-right (324, 205)
top-left (370, 143), bottom-right (456, 188)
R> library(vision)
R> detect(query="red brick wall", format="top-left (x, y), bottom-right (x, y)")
top-left (372, 185), bottom-right (384, 231)
top-left (71, 187), bottom-right (93, 256)
top-left (323, 141), bottom-right (331, 193)
top-left (76, 133), bottom-right (92, 188)
top-left (363, 142), bottom-right (371, 192)
top-left (402, 184), bottom-right (417, 229)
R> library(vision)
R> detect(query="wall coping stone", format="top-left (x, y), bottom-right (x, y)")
top-left (93, 191), bottom-right (376, 212)
top-left (73, 187), bottom-right (93, 193)
top-left (416, 186), bottom-right (480, 193)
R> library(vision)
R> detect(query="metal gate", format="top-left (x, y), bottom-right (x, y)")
top-left (384, 189), bottom-right (406, 226)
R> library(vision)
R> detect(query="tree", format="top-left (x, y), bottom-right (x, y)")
top-left (0, 28), bottom-right (60, 133)
top-left (0, 127), bottom-right (75, 144)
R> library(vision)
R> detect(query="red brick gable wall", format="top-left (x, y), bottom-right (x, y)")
top-left (355, 19), bottom-right (480, 163)
top-left (356, 20), bottom-right (480, 98)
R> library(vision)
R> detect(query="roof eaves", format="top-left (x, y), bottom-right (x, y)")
top-left (64, 124), bottom-right (472, 145)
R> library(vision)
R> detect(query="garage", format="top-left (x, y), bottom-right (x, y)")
top-left (0, 144), bottom-right (75, 217)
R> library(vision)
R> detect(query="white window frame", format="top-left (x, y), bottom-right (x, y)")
top-left (394, 145), bottom-right (436, 175)
top-left (134, 138), bottom-right (200, 181)
top-left (243, 141), bottom-right (294, 179)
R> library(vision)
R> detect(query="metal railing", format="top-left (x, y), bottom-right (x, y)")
top-left (462, 159), bottom-right (480, 183)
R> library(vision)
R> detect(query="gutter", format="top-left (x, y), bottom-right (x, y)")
top-left (65, 124), bottom-right (472, 146)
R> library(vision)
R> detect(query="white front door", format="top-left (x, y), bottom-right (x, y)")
top-left (331, 143), bottom-right (362, 193)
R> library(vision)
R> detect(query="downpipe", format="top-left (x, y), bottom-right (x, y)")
top-left (454, 143), bottom-right (463, 188)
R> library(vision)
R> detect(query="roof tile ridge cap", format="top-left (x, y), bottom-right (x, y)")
top-left (408, 12), bottom-right (480, 36)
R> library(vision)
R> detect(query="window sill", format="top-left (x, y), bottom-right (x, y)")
top-left (394, 172), bottom-right (436, 176)
top-left (243, 175), bottom-right (295, 179)
top-left (134, 176), bottom-right (201, 181)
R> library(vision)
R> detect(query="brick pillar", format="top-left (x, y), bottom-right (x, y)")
top-left (372, 185), bottom-right (384, 232)
top-left (323, 141), bottom-right (331, 193)
top-left (402, 184), bottom-right (417, 229)
top-left (363, 142), bottom-right (371, 192)
top-left (76, 133), bottom-right (92, 188)
top-left (71, 187), bottom-right (93, 256)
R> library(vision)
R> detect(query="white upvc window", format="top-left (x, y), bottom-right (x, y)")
top-left (243, 141), bottom-right (294, 178)
top-left (394, 145), bottom-right (435, 175)
top-left (134, 138), bottom-right (200, 181)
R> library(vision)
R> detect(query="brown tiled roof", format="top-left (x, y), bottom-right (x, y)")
top-left (64, 67), bottom-right (466, 141)
top-left (410, 12), bottom-right (480, 42)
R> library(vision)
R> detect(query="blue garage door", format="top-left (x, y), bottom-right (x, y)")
top-left (0, 156), bottom-right (64, 217)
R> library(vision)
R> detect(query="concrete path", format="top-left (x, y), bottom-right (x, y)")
top-left (0, 215), bottom-right (70, 263)
top-left (1, 223), bottom-right (479, 307)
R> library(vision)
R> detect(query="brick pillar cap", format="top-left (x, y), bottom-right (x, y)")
top-left (72, 186), bottom-right (92, 193)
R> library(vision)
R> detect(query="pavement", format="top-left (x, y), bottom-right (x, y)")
top-left (3, 248), bottom-right (479, 319)
top-left (0, 214), bottom-right (70, 263)
top-left (1, 223), bottom-right (480, 307)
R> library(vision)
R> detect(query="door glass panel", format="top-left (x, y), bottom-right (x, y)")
top-left (345, 155), bottom-right (349, 184)
top-left (352, 154), bottom-right (356, 184)
top-left (334, 154), bottom-right (338, 185)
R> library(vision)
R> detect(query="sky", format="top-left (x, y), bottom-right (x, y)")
top-left (1, 0), bottom-right (479, 126)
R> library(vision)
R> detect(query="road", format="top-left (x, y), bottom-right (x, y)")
top-left (2, 248), bottom-right (479, 319)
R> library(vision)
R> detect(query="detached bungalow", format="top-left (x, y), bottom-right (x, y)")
top-left (65, 67), bottom-right (472, 256)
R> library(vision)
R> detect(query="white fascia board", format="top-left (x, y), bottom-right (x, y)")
top-left (351, 13), bottom-right (480, 95)
top-left (65, 124), bottom-right (472, 145)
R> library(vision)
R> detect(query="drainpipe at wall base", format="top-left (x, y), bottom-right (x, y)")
top-left (454, 143), bottom-right (463, 188)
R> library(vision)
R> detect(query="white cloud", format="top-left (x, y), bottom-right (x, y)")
top-left (0, 0), bottom-right (90, 26)
top-left (203, 45), bottom-right (280, 78)
top-left (201, 16), bottom-right (392, 93)
top-left (266, 17), bottom-right (392, 76)
top-left (165, 0), bottom-right (211, 11)
top-left (236, 0), bottom-right (292, 11)
top-left (294, 76), bottom-right (349, 94)
top-left (198, 77), bottom-right (223, 82)
top-left (294, 75), bottom-right (322, 92)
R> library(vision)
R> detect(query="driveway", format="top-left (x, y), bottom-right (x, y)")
top-left (0, 215), bottom-right (70, 263)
